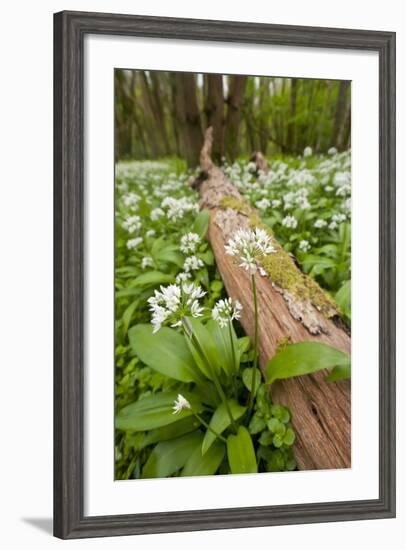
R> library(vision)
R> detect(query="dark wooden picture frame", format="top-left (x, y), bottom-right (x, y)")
top-left (54, 10), bottom-right (396, 539)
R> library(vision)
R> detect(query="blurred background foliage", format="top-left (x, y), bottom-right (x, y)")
top-left (115, 70), bottom-right (350, 166)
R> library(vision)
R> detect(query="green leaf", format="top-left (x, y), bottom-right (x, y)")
top-left (237, 336), bottom-right (251, 355)
top-left (141, 431), bottom-right (203, 479)
top-left (141, 416), bottom-right (201, 448)
top-left (206, 319), bottom-right (238, 376)
top-left (181, 440), bottom-right (225, 477)
top-left (122, 299), bottom-right (138, 334)
top-left (283, 427), bottom-right (296, 446)
top-left (227, 426), bottom-right (258, 474)
top-left (335, 280), bottom-right (351, 321)
top-left (132, 271), bottom-right (175, 288)
top-left (242, 368), bottom-right (262, 396)
top-left (326, 363), bottom-right (351, 382)
top-left (202, 400), bottom-right (247, 455)
top-left (185, 317), bottom-right (222, 379)
top-left (154, 246), bottom-right (184, 268)
top-left (199, 250), bottom-right (214, 266)
top-left (192, 209), bottom-right (210, 239)
top-left (265, 342), bottom-right (351, 385)
top-left (129, 324), bottom-right (202, 383)
top-left (248, 413), bottom-right (266, 434)
top-left (116, 391), bottom-right (203, 432)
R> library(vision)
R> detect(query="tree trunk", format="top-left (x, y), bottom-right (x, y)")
top-left (286, 78), bottom-right (298, 152)
top-left (224, 76), bottom-right (248, 161)
top-left (259, 77), bottom-right (269, 154)
top-left (204, 74), bottom-right (225, 162)
top-left (196, 128), bottom-right (351, 471)
top-left (334, 81), bottom-right (350, 150)
top-left (176, 73), bottom-right (203, 167)
top-left (149, 71), bottom-right (170, 155)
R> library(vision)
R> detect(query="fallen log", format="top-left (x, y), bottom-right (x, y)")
top-left (197, 128), bottom-right (351, 470)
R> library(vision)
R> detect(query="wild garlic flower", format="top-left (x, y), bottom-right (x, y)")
top-left (141, 256), bottom-right (153, 269)
top-left (183, 255), bottom-right (204, 273)
top-left (146, 229), bottom-right (156, 238)
top-left (328, 147), bottom-right (338, 155)
top-left (161, 197), bottom-right (198, 222)
top-left (122, 192), bottom-right (141, 210)
top-left (172, 394), bottom-right (191, 414)
top-left (255, 198), bottom-right (271, 210)
top-left (303, 146), bottom-right (313, 157)
top-left (122, 215), bottom-right (141, 233)
top-left (150, 207), bottom-right (165, 221)
top-left (298, 240), bottom-right (311, 252)
top-left (180, 232), bottom-right (200, 254)
top-left (176, 271), bottom-right (191, 283)
top-left (212, 298), bottom-right (243, 328)
top-left (225, 227), bottom-right (275, 275)
top-left (271, 199), bottom-right (282, 208)
top-left (282, 215), bottom-right (298, 229)
top-left (127, 237), bottom-right (143, 250)
top-left (314, 219), bottom-right (328, 229)
top-left (148, 283), bottom-right (205, 333)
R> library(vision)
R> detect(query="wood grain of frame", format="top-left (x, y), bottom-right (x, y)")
top-left (53, 10), bottom-right (396, 539)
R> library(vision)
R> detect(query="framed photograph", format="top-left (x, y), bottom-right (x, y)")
top-left (54, 10), bottom-right (396, 539)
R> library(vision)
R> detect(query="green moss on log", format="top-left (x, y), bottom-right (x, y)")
top-left (220, 195), bottom-right (339, 318)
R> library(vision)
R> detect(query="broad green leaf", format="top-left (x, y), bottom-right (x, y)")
top-left (154, 246), bottom-right (184, 268)
top-left (185, 317), bottom-right (223, 379)
top-left (141, 431), bottom-right (203, 479)
top-left (181, 440), bottom-right (225, 477)
top-left (122, 299), bottom-right (138, 334)
top-left (326, 363), bottom-right (351, 382)
top-left (237, 336), bottom-right (251, 355)
top-left (116, 391), bottom-right (203, 432)
top-left (301, 255), bottom-right (336, 269)
top-left (266, 342), bottom-right (351, 385)
top-left (115, 287), bottom-right (141, 298)
top-left (206, 319), bottom-right (238, 376)
top-left (199, 250), bottom-right (214, 266)
top-left (192, 209), bottom-right (210, 239)
top-left (141, 416), bottom-right (200, 448)
top-left (132, 271), bottom-right (175, 288)
top-left (227, 426), bottom-right (257, 474)
top-left (202, 400), bottom-right (246, 455)
top-left (129, 324), bottom-right (202, 383)
top-left (335, 280), bottom-right (351, 321)
top-left (242, 368), bottom-right (262, 396)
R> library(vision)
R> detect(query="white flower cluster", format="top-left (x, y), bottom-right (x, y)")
top-left (303, 146), bottom-right (313, 157)
top-left (180, 232), bottom-right (200, 254)
top-left (150, 207), bottom-right (165, 221)
top-left (282, 215), bottom-right (298, 229)
top-left (298, 240), bottom-right (311, 252)
top-left (172, 394), bottom-right (191, 414)
top-left (148, 283), bottom-right (205, 333)
top-left (183, 255), bottom-right (204, 273)
top-left (161, 196), bottom-right (199, 222)
top-left (225, 227), bottom-right (275, 275)
top-left (314, 219), bottom-right (328, 229)
top-left (122, 215), bottom-right (142, 234)
top-left (122, 192), bottom-right (141, 211)
top-left (127, 237), bottom-right (143, 250)
top-left (212, 298), bottom-right (243, 328)
top-left (255, 198), bottom-right (271, 210)
top-left (141, 256), bottom-right (153, 269)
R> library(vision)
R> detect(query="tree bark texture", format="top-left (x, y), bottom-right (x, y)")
top-left (197, 128), bottom-right (351, 471)
top-left (224, 76), bottom-right (248, 161)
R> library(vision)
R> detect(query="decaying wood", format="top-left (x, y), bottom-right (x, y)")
top-left (197, 127), bottom-right (351, 471)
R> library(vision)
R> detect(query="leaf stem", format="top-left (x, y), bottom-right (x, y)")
top-left (193, 413), bottom-right (227, 443)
